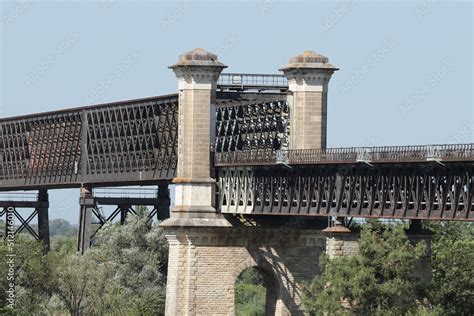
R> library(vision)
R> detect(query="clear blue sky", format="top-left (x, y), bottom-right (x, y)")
top-left (1, 0), bottom-right (473, 223)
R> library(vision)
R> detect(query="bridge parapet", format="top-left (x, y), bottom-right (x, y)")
top-left (215, 143), bottom-right (474, 166)
top-left (217, 73), bottom-right (288, 92)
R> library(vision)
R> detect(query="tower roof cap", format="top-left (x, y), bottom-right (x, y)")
top-left (169, 48), bottom-right (227, 69)
top-left (280, 50), bottom-right (338, 71)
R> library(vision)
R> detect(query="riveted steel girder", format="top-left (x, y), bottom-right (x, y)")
top-left (217, 164), bottom-right (474, 221)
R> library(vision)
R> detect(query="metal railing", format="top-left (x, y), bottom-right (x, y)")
top-left (93, 187), bottom-right (158, 199)
top-left (215, 143), bottom-right (474, 166)
top-left (0, 192), bottom-right (38, 201)
top-left (217, 73), bottom-right (288, 91)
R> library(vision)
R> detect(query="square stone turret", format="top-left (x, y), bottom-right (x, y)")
top-left (280, 51), bottom-right (338, 150)
top-left (166, 48), bottom-right (227, 223)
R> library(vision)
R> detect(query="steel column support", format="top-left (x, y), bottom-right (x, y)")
top-left (157, 183), bottom-right (170, 220)
top-left (120, 206), bottom-right (129, 225)
top-left (77, 185), bottom-right (93, 255)
top-left (408, 219), bottom-right (423, 233)
top-left (36, 189), bottom-right (50, 251)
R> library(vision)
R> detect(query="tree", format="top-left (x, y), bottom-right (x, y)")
top-left (235, 268), bottom-right (266, 316)
top-left (428, 222), bottom-right (474, 315)
top-left (0, 236), bottom-right (58, 314)
top-left (53, 212), bottom-right (168, 315)
top-left (303, 222), bottom-right (428, 315)
top-left (54, 253), bottom-right (103, 315)
top-left (50, 235), bottom-right (76, 256)
top-left (49, 218), bottom-right (77, 237)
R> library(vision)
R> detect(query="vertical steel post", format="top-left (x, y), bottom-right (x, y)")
top-left (157, 183), bottom-right (170, 220)
top-left (120, 206), bottom-right (128, 225)
top-left (37, 189), bottom-right (50, 252)
top-left (77, 185), bottom-right (93, 254)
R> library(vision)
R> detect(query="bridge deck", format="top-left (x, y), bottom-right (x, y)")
top-left (216, 162), bottom-right (474, 221)
top-left (215, 144), bottom-right (474, 221)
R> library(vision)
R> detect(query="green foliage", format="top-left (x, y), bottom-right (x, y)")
top-left (49, 218), bottom-right (78, 237)
top-left (235, 268), bottom-right (266, 316)
top-left (238, 267), bottom-right (265, 286)
top-left (51, 235), bottom-right (76, 256)
top-left (428, 222), bottom-right (474, 316)
top-left (53, 213), bottom-right (168, 315)
top-left (0, 236), bottom-right (58, 314)
top-left (0, 212), bottom-right (167, 315)
top-left (54, 252), bottom-right (103, 315)
top-left (303, 222), bottom-right (428, 316)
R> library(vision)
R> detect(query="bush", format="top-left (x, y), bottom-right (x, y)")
top-left (303, 222), bottom-right (428, 315)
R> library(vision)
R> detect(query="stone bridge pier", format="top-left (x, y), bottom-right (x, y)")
top-left (163, 226), bottom-right (332, 315)
top-left (160, 48), bottom-right (340, 315)
top-left (160, 48), bottom-right (429, 315)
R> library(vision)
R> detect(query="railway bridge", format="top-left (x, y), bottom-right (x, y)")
top-left (1, 48), bottom-right (473, 315)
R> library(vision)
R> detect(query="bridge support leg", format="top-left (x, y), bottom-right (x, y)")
top-left (120, 206), bottom-right (128, 225)
top-left (157, 184), bottom-right (170, 220)
top-left (77, 186), bottom-right (94, 255)
top-left (408, 219), bottom-right (423, 232)
top-left (36, 189), bottom-right (50, 252)
top-left (164, 226), bottom-right (327, 315)
top-left (406, 221), bottom-right (433, 284)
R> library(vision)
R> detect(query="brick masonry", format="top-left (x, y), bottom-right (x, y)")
top-left (164, 226), bottom-right (327, 315)
top-left (325, 233), bottom-right (359, 259)
top-left (290, 90), bottom-right (328, 150)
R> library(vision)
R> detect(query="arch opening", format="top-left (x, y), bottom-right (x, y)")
top-left (235, 266), bottom-right (279, 316)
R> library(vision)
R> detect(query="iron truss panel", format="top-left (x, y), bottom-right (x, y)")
top-left (0, 95), bottom-right (178, 189)
top-left (217, 164), bottom-right (474, 221)
top-left (85, 97), bottom-right (178, 180)
top-left (0, 111), bottom-right (83, 186)
top-left (215, 97), bottom-right (289, 155)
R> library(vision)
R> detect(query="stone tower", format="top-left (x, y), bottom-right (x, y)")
top-left (161, 49), bottom-right (341, 315)
top-left (167, 48), bottom-right (227, 225)
top-left (280, 51), bottom-right (338, 150)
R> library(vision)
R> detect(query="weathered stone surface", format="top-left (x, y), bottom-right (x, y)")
top-left (165, 48), bottom-right (226, 219)
top-left (281, 50), bottom-right (338, 150)
top-left (169, 48), bottom-right (227, 69)
top-left (280, 50), bottom-right (338, 71)
top-left (164, 226), bottom-right (327, 316)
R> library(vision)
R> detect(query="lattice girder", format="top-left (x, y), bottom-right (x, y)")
top-left (0, 96), bottom-right (178, 189)
top-left (217, 164), bottom-right (474, 221)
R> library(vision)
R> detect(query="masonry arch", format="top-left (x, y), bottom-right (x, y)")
top-left (231, 259), bottom-right (280, 315)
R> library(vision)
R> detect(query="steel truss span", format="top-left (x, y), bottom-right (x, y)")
top-left (0, 95), bottom-right (178, 190)
top-left (217, 164), bottom-right (474, 221)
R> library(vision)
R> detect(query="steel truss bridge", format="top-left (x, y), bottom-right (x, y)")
top-left (1, 73), bottom-right (473, 248)
top-left (215, 145), bottom-right (474, 221)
